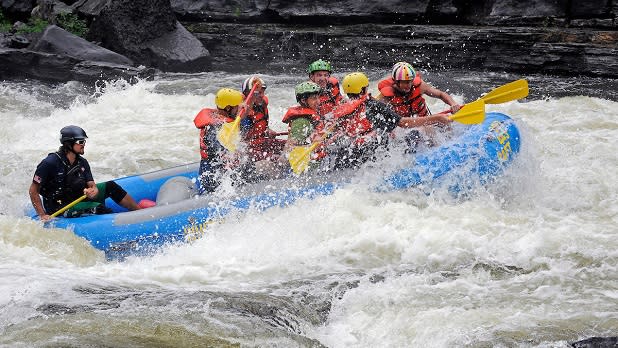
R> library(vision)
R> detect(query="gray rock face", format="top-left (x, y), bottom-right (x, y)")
top-left (188, 22), bottom-right (618, 78)
top-left (1, 0), bottom-right (38, 19)
top-left (0, 47), bottom-right (151, 83)
top-left (143, 21), bottom-right (211, 72)
top-left (31, 25), bottom-right (133, 66)
top-left (571, 336), bottom-right (618, 348)
top-left (87, 0), bottom-right (211, 72)
top-left (72, 0), bottom-right (113, 17)
top-left (1, 0), bottom-right (616, 82)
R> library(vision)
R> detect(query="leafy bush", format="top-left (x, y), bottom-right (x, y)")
top-left (0, 10), bottom-right (12, 32)
top-left (56, 13), bottom-right (87, 37)
top-left (16, 17), bottom-right (49, 34)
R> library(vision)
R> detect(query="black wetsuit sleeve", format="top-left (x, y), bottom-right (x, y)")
top-left (365, 99), bottom-right (401, 134)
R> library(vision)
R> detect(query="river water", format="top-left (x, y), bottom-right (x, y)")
top-left (0, 70), bottom-right (616, 347)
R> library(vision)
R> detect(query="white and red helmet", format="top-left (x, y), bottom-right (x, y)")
top-left (391, 62), bottom-right (416, 81)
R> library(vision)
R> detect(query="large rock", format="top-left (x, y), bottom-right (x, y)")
top-left (0, 0), bottom-right (37, 20)
top-left (0, 47), bottom-right (152, 83)
top-left (87, 0), bottom-right (211, 72)
top-left (31, 24), bottom-right (133, 65)
top-left (144, 21), bottom-right (211, 72)
top-left (72, 0), bottom-right (113, 17)
top-left (571, 337), bottom-right (618, 348)
top-left (187, 22), bottom-right (618, 78)
top-left (171, 0), bottom-right (617, 27)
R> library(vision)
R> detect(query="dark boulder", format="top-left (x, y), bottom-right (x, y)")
top-left (87, 0), bottom-right (210, 72)
top-left (0, 47), bottom-right (151, 83)
top-left (571, 336), bottom-right (618, 348)
top-left (143, 21), bottom-right (211, 72)
top-left (9, 34), bottom-right (29, 48)
top-left (72, 0), bottom-right (113, 18)
top-left (0, 0), bottom-right (37, 21)
top-left (31, 24), bottom-right (133, 65)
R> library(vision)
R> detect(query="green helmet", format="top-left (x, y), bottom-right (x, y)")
top-left (295, 81), bottom-right (321, 103)
top-left (307, 59), bottom-right (332, 74)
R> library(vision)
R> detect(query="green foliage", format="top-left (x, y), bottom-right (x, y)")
top-left (56, 13), bottom-right (87, 38)
top-left (16, 17), bottom-right (49, 34)
top-left (0, 9), bottom-right (12, 32)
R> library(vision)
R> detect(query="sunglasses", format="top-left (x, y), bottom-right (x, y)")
top-left (75, 139), bottom-right (86, 145)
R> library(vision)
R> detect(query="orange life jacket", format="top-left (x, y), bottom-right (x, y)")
top-left (378, 75), bottom-right (429, 118)
top-left (194, 108), bottom-right (234, 160)
top-left (317, 76), bottom-right (343, 117)
top-left (282, 105), bottom-right (327, 160)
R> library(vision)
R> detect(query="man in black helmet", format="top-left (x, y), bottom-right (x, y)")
top-left (28, 125), bottom-right (141, 221)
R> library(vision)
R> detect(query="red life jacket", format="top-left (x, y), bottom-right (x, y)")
top-left (282, 106), bottom-right (322, 129)
top-left (243, 96), bottom-right (270, 144)
top-left (282, 105), bottom-right (327, 160)
top-left (333, 95), bottom-right (375, 146)
top-left (378, 75), bottom-right (429, 118)
top-left (317, 76), bottom-right (343, 116)
top-left (194, 108), bottom-right (233, 160)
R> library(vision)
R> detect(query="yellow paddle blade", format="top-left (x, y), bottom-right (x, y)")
top-left (217, 117), bottom-right (241, 152)
top-left (480, 79), bottom-right (529, 104)
top-left (289, 143), bottom-right (319, 175)
top-left (449, 99), bottom-right (485, 125)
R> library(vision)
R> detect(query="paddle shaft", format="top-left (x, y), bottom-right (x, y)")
top-left (217, 81), bottom-right (262, 152)
top-left (452, 79), bottom-right (529, 110)
top-left (50, 194), bottom-right (87, 218)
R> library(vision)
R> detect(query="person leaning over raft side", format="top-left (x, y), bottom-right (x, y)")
top-left (377, 61), bottom-right (461, 118)
top-left (239, 75), bottom-right (285, 163)
top-left (29, 126), bottom-right (141, 222)
top-left (231, 81), bottom-right (326, 180)
top-left (330, 72), bottom-right (453, 168)
top-left (307, 59), bottom-right (344, 117)
top-left (193, 88), bottom-right (245, 194)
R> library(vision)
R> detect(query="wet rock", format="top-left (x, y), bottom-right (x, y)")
top-left (72, 0), bottom-right (113, 18)
top-left (168, 0), bottom-right (617, 77)
top-left (87, 0), bottom-right (211, 72)
top-left (1, 0), bottom-right (37, 21)
top-left (8, 34), bottom-right (29, 48)
top-left (31, 25), bottom-right (133, 65)
top-left (188, 22), bottom-right (618, 78)
top-left (571, 337), bottom-right (618, 348)
top-left (0, 47), bottom-right (152, 83)
top-left (1, 0), bottom-right (616, 82)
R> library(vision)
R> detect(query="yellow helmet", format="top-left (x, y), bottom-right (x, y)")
top-left (215, 88), bottom-right (243, 109)
top-left (342, 72), bottom-right (369, 95)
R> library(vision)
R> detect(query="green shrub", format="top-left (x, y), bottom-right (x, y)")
top-left (0, 10), bottom-right (12, 32)
top-left (16, 17), bottom-right (49, 34)
top-left (56, 13), bottom-right (87, 37)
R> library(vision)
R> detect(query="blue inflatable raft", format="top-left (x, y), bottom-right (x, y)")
top-left (38, 112), bottom-right (520, 259)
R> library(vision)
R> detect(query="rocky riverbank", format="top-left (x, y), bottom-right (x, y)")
top-left (0, 0), bottom-right (616, 84)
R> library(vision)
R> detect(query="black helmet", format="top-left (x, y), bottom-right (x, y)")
top-left (60, 125), bottom-right (88, 144)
